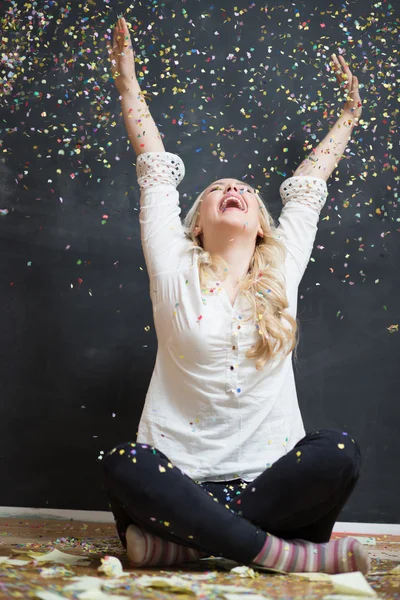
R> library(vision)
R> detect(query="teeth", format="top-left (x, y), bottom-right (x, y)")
top-left (220, 196), bottom-right (245, 211)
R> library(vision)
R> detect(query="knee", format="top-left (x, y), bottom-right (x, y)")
top-left (102, 441), bottom-right (133, 478)
top-left (102, 442), bottom-right (149, 477)
top-left (314, 429), bottom-right (361, 474)
top-left (102, 441), bottom-right (167, 480)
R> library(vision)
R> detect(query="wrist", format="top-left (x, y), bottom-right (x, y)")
top-left (340, 110), bottom-right (361, 126)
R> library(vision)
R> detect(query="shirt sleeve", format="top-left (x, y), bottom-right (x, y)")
top-left (136, 152), bottom-right (192, 278)
top-left (277, 176), bottom-right (328, 287)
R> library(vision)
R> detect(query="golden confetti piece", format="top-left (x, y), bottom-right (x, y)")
top-left (296, 451), bottom-right (302, 457)
top-left (164, 521), bottom-right (170, 527)
top-left (119, 449), bottom-right (125, 455)
top-left (159, 465), bottom-right (166, 473)
top-left (338, 443), bottom-right (345, 449)
top-left (167, 462), bottom-right (173, 468)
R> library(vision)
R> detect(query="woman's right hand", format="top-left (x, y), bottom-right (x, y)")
top-left (107, 16), bottom-right (137, 95)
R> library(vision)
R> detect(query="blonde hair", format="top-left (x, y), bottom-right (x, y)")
top-left (182, 186), bottom-right (300, 371)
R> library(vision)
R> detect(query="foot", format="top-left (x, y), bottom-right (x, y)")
top-left (125, 524), bottom-right (208, 567)
top-left (253, 534), bottom-right (370, 574)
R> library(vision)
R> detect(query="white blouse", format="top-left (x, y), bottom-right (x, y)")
top-left (135, 152), bottom-right (328, 483)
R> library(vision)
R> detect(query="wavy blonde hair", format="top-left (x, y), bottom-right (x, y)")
top-left (182, 186), bottom-right (300, 371)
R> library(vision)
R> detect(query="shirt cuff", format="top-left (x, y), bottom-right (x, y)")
top-left (279, 176), bottom-right (328, 215)
top-left (136, 152), bottom-right (185, 191)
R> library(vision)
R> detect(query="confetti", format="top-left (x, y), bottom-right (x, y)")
top-left (29, 548), bottom-right (90, 566)
top-left (97, 555), bottom-right (127, 578)
top-left (0, 5), bottom-right (398, 577)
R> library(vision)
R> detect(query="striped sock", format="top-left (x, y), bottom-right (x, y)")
top-left (252, 534), bottom-right (370, 574)
top-left (125, 524), bottom-right (208, 567)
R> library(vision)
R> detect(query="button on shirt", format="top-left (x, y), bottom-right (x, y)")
top-left (136, 152), bottom-right (328, 483)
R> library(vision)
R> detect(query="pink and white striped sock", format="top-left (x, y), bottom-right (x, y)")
top-left (252, 533), bottom-right (370, 574)
top-left (125, 524), bottom-right (208, 567)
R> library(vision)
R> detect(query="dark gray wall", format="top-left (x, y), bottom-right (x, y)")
top-left (0, 0), bottom-right (398, 522)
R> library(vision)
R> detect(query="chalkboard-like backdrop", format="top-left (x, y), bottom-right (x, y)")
top-left (0, 0), bottom-right (398, 523)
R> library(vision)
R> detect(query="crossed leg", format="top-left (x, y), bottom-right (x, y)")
top-left (102, 430), bottom-right (369, 572)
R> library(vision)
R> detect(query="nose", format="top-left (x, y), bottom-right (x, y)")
top-left (225, 183), bottom-right (239, 193)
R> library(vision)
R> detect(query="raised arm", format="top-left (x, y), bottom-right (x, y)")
top-left (292, 53), bottom-right (363, 182)
top-left (277, 55), bottom-right (362, 287)
top-left (107, 16), bottom-right (165, 155)
top-left (107, 18), bottom-right (190, 287)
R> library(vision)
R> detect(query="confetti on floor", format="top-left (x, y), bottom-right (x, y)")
top-left (0, 518), bottom-right (399, 600)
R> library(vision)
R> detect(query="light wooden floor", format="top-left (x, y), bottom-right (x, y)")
top-left (0, 517), bottom-right (399, 599)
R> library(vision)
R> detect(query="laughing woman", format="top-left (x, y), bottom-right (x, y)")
top-left (103, 17), bottom-right (368, 574)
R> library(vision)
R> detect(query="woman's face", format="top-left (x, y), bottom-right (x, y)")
top-left (195, 178), bottom-right (263, 244)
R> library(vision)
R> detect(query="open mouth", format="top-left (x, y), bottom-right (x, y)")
top-left (219, 196), bottom-right (247, 211)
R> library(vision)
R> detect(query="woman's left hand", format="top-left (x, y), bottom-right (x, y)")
top-left (331, 53), bottom-right (362, 121)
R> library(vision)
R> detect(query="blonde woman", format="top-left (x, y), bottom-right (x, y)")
top-left (103, 17), bottom-right (368, 574)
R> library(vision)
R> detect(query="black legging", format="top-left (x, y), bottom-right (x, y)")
top-left (102, 429), bottom-right (361, 566)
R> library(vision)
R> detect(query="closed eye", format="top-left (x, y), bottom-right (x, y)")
top-left (210, 186), bottom-right (254, 193)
